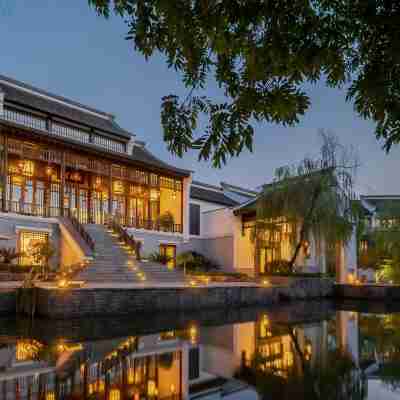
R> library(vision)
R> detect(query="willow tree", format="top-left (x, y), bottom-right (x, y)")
top-left (253, 132), bottom-right (357, 272)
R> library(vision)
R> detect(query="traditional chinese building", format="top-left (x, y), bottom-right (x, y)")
top-left (0, 75), bottom-right (191, 274)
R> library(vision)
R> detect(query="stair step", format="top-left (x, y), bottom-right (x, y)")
top-left (75, 224), bottom-right (185, 283)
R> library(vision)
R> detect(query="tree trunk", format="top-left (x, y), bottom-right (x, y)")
top-left (288, 185), bottom-right (322, 269)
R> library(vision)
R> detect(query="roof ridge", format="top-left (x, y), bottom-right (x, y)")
top-left (0, 74), bottom-right (114, 120)
top-left (220, 181), bottom-right (258, 195)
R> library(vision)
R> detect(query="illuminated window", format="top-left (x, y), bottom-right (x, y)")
top-left (160, 244), bottom-right (176, 269)
top-left (109, 389), bottom-right (121, 400)
top-left (19, 231), bottom-right (49, 266)
top-left (16, 340), bottom-right (43, 361)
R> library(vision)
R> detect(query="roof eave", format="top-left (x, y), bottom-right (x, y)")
top-left (0, 119), bottom-right (190, 178)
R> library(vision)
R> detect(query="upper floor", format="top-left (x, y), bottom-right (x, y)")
top-left (0, 74), bottom-right (191, 236)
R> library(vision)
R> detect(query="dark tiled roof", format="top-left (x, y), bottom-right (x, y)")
top-left (220, 181), bottom-right (258, 196)
top-left (0, 74), bottom-right (131, 140)
top-left (0, 117), bottom-right (191, 178)
top-left (190, 186), bottom-right (239, 207)
top-left (131, 145), bottom-right (191, 177)
top-left (361, 196), bottom-right (400, 213)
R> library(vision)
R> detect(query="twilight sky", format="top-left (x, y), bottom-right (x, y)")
top-left (1, 1), bottom-right (398, 194)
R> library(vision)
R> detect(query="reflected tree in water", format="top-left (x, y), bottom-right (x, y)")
top-left (237, 325), bottom-right (365, 400)
top-left (360, 314), bottom-right (400, 393)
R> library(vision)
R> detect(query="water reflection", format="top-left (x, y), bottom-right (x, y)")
top-left (1, 306), bottom-right (400, 399)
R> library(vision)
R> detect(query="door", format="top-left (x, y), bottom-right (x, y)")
top-left (160, 244), bottom-right (176, 269)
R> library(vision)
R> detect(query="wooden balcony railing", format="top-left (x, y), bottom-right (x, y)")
top-left (1, 199), bottom-right (182, 235)
top-left (117, 215), bottom-right (183, 234)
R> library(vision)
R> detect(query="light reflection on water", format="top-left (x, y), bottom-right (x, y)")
top-left (0, 303), bottom-right (399, 400)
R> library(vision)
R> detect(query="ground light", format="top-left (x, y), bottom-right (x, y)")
top-left (57, 278), bottom-right (69, 289)
top-left (262, 279), bottom-right (271, 286)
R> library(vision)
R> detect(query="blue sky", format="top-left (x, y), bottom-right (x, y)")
top-left (1, 0), bottom-right (398, 194)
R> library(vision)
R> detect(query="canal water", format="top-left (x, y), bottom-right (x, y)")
top-left (0, 301), bottom-right (399, 400)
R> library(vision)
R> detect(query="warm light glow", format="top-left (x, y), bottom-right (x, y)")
top-left (58, 279), bottom-right (69, 289)
top-left (347, 273), bottom-right (355, 284)
top-left (262, 279), bottom-right (271, 286)
top-left (109, 388), bottom-right (121, 400)
top-left (113, 180), bottom-right (124, 194)
top-left (189, 325), bottom-right (198, 344)
top-left (16, 340), bottom-right (43, 361)
top-left (45, 165), bottom-right (53, 176)
top-left (147, 380), bottom-right (157, 397)
top-left (128, 368), bottom-right (135, 384)
top-left (170, 384), bottom-right (176, 394)
top-left (19, 160), bottom-right (34, 176)
top-left (45, 392), bottom-right (55, 400)
top-left (190, 280), bottom-right (197, 287)
top-left (150, 189), bottom-right (160, 200)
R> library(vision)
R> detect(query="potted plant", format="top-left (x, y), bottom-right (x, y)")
top-left (159, 211), bottom-right (175, 231)
top-left (30, 241), bottom-right (56, 280)
top-left (0, 247), bottom-right (24, 265)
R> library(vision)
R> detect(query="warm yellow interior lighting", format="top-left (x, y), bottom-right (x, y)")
top-left (170, 384), bottom-right (176, 394)
top-left (147, 380), bottom-right (158, 397)
top-left (45, 392), bottom-right (55, 400)
top-left (58, 279), bottom-right (69, 289)
top-left (189, 325), bottom-right (198, 344)
top-left (109, 388), bottom-right (121, 400)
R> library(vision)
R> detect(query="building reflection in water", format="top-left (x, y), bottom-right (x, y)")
top-left (1, 309), bottom-right (398, 400)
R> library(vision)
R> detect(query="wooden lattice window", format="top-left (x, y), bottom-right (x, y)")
top-left (18, 230), bottom-right (49, 266)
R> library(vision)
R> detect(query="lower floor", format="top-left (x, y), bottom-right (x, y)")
top-left (0, 205), bottom-right (357, 283)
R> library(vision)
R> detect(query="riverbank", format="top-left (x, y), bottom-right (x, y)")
top-left (0, 277), bottom-right (335, 318)
top-left (335, 283), bottom-right (400, 301)
top-left (30, 278), bottom-right (334, 318)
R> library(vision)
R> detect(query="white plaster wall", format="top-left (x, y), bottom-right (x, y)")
top-left (201, 208), bottom-right (235, 238)
top-left (189, 198), bottom-right (230, 238)
top-left (233, 225), bottom-right (255, 274)
top-left (183, 175), bottom-right (192, 241)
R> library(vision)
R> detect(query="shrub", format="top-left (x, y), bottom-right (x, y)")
top-left (135, 241), bottom-right (142, 261)
top-left (176, 251), bottom-right (218, 272)
top-left (0, 248), bottom-right (24, 264)
top-left (264, 260), bottom-right (293, 274)
top-left (149, 252), bottom-right (173, 265)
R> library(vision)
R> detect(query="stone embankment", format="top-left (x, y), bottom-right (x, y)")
top-left (0, 277), bottom-right (335, 319)
top-left (33, 278), bottom-right (334, 319)
top-left (335, 283), bottom-right (400, 301)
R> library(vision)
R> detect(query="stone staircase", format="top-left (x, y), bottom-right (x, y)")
top-left (75, 224), bottom-right (185, 283)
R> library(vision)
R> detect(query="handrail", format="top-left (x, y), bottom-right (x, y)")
top-left (107, 215), bottom-right (141, 260)
top-left (66, 208), bottom-right (95, 252)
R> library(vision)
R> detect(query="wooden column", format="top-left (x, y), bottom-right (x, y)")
top-left (59, 151), bottom-right (66, 216)
top-left (88, 174), bottom-right (93, 223)
top-left (1, 133), bottom-right (8, 212)
top-left (108, 163), bottom-right (113, 217)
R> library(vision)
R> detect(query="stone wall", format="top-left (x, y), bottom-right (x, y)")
top-left (32, 278), bottom-right (334, 319)
top-left (1, 300), bottom-right (335, 343)
top-left (35, 285), bottom-right (281, 318)
top-left (335, 284), bottom-right (400, 301)
top-left (268, 276), bottom-right (335, 299)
